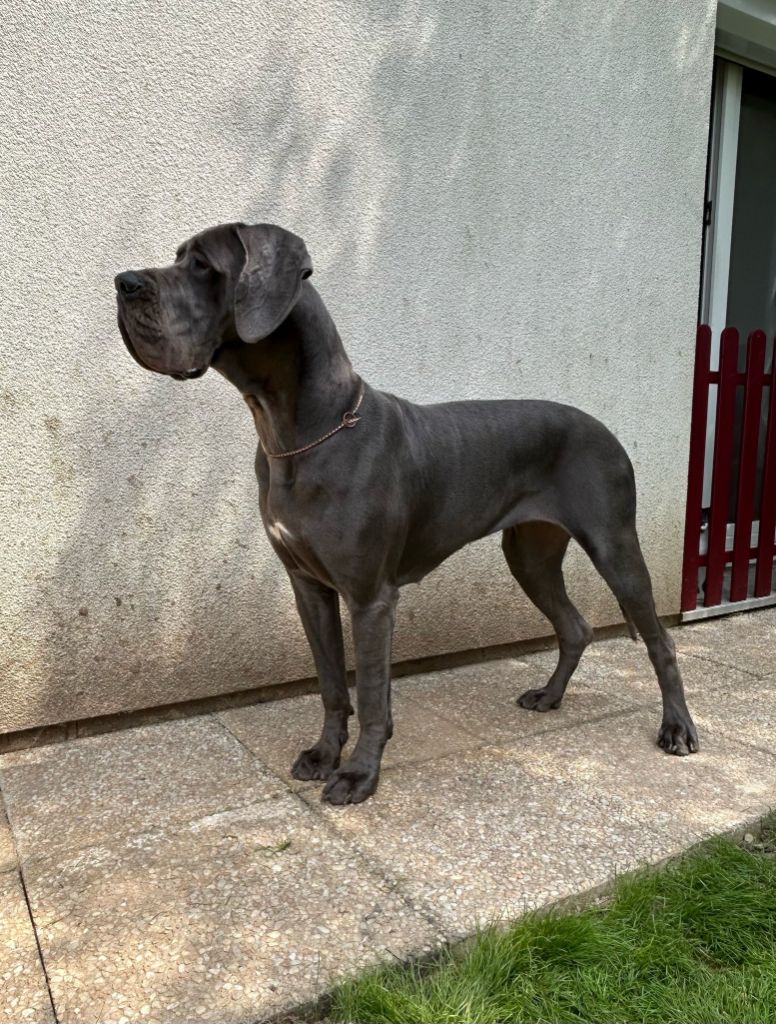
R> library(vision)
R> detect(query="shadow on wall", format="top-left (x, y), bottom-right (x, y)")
top-left (24, 373), bottom-right (300, 732)
top-left (16, 0), bottom-right (713, 734)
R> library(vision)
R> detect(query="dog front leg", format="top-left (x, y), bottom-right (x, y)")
top-left (289, 575), bottom-right (353, 781)
top-left (322, 586), bottom-right (398, 805)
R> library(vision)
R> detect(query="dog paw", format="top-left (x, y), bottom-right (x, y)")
top-left (291, 746), bottom-right (340, 781)
top-left (657, 714), bottom-right (699, 756)
top-left (321, 764), bottom-right (379, 805)
top-left (517, 687), bottom-right (562, 712)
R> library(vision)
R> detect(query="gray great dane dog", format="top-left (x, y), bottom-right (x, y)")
top-left (115, 222), bottom-right (699, 805)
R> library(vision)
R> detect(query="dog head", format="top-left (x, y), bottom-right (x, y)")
top-left (114, 222), bottom-right (313, 380)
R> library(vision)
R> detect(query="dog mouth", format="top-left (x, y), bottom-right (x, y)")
top-left (117, 312), bottom-right (159, 374)
top-left (170, 367), bottom-right (207, 381)
top-left (118, 307), bottom-right (210, 381)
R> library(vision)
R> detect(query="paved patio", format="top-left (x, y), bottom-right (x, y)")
top-left (2, 610), bottom-right (776, 1023)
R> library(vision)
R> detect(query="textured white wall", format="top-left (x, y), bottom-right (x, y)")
top-left (1, 0), bottom-right (716, 733)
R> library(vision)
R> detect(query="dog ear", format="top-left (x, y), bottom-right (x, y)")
top-left (233, 224), bottom-right (313, 343)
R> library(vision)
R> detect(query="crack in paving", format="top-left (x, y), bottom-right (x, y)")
top-left (0, 784), bottom-right (59, 1023)
top-left (215, 715), bottom-right (451, 943)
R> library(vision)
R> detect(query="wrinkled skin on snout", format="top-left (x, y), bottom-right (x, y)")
top-left (115, 222), bottom-right (312, 380)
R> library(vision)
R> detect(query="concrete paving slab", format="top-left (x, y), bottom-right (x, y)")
top-left (308, 746), bottom-right (685, 939)
top-left (0, 718), bottom-right (286, 865)
top-left (0, 871), bottom-right (54, 1023)
top-left (507, 708), bottom-right (776, 835)
top-left (0, 801), bottom-right (17, 874)
top-left (685, 675), bottom-right (776, 757)
top-left (220, 688), bottom-right (480, 785)
top-left (393, 639), bottom-right (745, 751)
top-left (676, 608), bottom-right (776, 678)
top-left (219, 696), bottom-right (326, 788)
top-left (524, 637), bottom-right (750, 702)
top-left (396, 657), bottom-right (636, 748)
top-left (21, 795), bottom-right (437, 1024)
top-left (673, 651), bottom-right (762, 697)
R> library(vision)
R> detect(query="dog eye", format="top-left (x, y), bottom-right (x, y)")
top-left (191, 255), bottom-right (210, 272)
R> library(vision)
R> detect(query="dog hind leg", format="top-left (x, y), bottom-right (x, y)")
top-left (503, 521), bottom-right (594, 711)
top-left (578, 525), bottom-right (699, 755)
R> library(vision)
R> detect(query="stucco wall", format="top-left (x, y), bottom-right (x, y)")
top-left (1, 0), bottom-right (716, 734)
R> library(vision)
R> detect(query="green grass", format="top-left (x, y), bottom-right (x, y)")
top-left (328, 817), bottom-right (776, 1024)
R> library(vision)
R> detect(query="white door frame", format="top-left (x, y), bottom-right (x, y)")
top-left (700, 58), bottom-right (742, 512)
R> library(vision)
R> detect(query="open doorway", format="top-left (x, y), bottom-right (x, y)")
top-left (683, 56), bottom-right (776, 618)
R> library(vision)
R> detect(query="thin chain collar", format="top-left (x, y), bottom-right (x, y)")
top-left (260, 380), bottom-right (365, 459)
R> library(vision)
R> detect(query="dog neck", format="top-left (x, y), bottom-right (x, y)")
top-left (212, 282), bottom-right (359, 463)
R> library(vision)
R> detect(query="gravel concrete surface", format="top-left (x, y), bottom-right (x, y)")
top-left (1, 611), bottom-right (775, 1023)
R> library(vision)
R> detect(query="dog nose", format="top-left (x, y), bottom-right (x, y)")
top-left (115, 271), bottom-right (145, 296)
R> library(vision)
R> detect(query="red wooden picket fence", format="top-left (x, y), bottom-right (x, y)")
top-left (682, 324), bottom-right (776, 613)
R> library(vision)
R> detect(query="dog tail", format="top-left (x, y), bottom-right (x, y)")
top-left (619, 602), bottom-right (638, 642)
